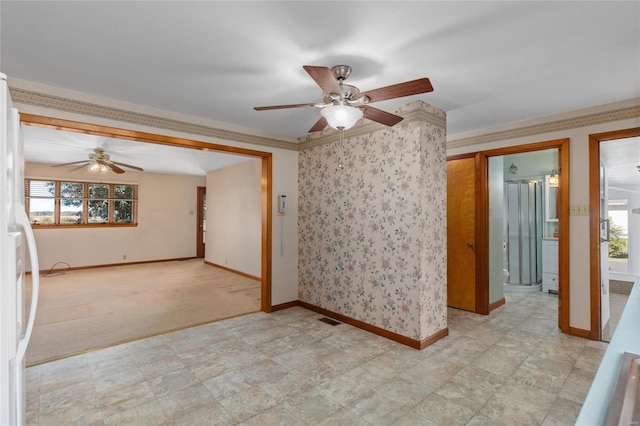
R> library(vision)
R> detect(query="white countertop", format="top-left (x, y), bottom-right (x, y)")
top-left (576, 278), bottom-right (640, 424)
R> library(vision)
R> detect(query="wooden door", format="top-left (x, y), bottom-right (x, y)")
top-left (447, 157), bottom-right (477, 311)
top-left (196, 186), bottom-right (206, 258)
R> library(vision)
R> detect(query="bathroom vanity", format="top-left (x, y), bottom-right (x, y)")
top-left (542, 238), bottom-right (558, 293)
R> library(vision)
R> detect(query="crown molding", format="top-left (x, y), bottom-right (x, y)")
top-left (9, 86), bottom-right (299, 151)
top-left (447, 98), bottom-right (640, 149)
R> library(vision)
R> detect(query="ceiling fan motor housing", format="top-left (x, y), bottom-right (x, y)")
top-left (89, 149), bottom-right (110, 162)
top-left (330, 65), bottom-right (352, 82)
top-left (323, 84), bottom-right (367, 106)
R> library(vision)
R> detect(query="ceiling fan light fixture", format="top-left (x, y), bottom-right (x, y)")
top-left (321, 105), bottom-right (363, 130)
top-left (89, 161), bottom-right (109, 174)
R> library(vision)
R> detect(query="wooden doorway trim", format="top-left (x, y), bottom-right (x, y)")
top-left (588, 127), bottom-right (640, 340)
top-left (20, 113), bottom-right (274, 313)
top-left (196, 186), bottom-right (206, 258)
top-left (479, 138), bottom-right (570, 333)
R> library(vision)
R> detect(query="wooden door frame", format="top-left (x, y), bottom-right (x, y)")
top-left (447, 152), bottom-right (488, 314)
top-left (20, 114), bottom-right (274, 313)
top-left (196, 186), bottom-right (206, 258)
top-left (451, 139), bottom-right (570, 332)
top-left (588, 127), bottom-right (640, 340)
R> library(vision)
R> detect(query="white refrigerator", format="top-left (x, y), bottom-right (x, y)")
top-left (0, 72), bottom-right (40, 426)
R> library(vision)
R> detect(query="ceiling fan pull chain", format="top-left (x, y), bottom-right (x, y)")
top-left (337, 127), bottom-right (345, 170)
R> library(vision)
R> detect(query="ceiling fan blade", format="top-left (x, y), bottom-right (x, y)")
top-left (51, 160), bottom-right (90, 168)
top-left (308, 116), bottom-right (328, 133)
top-left (254, 102), bottom-right (317, 111)
top-left (69, 163), bottom-right (91, 172)
top-left (360, 78), bottom-right (433, 103)
top-left (362, 106), bottom-right (404, 127)
top-left (303, 65), bottom-right (342, 95)
top-left (112, 161), bottom-right (144, 172)
top-left (107, 163), bottom-right (126, 174)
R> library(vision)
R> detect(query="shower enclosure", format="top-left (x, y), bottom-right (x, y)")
top-left (504, 180), bottom-right (543, 292)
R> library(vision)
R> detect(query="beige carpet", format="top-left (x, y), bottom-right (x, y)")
top-left (26, 259), bottom-right (261, 365)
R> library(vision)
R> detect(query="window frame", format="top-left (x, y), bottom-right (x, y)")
top-left (25, 178), bottom-right (138, 228)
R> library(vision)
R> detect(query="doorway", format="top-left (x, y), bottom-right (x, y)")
top-left (481, 139), bottom-right (570, 333)
top-left (20, 113), bottom-right (274, 313)
top-left (589, 128), bottom-right (640, 341)
top-left (196, 186), bottom-right (206, 258)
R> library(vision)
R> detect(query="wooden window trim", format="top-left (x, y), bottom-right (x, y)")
top-left (26, 178), bottom-right (138, 227)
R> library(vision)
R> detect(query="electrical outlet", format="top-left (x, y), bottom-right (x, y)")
top-left (123, 254), bottom-right (127, 260)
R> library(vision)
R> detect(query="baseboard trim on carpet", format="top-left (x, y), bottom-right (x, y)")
top-left (31, 257), bottom-right (199, 275)
top-left (271, 301), bottom-right (299, 311)
top-left (204, 261), bottom-right (260, 281)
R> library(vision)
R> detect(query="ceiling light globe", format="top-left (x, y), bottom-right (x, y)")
top-left (321, 105), bottom-right (363, 130)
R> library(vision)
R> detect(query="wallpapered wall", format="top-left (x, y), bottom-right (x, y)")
top-left (298, 101), bottom-right (447, 342)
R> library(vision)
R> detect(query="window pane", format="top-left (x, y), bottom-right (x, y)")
top-left (89, 184), bottom-right (109, 199)
top-left (28, 180), bottom-right (55, 224)
top-left (29, 198), bottom-right (55, 224)
top-left (114, 185), bottom-right (133, 199)
top-left (60, 182), bottom-right (84, 224)
top-left (114, 200), bottom-right (132, 223)
top-left (29, 180), bottom-right (55, 197)
top-left (609, 200), bottom-right (629, 273)
top-left (88, 200), bottom-right (109, 223)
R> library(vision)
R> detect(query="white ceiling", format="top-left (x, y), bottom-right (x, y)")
top-left (21, 126), bottom-right (253, 176)
top-left (601, 137), bottom-right (640, 190)
top-left (1, 1), bottom-right (639, 176)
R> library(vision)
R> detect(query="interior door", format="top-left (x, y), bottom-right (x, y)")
top-left (196, 186), bottom-right (206, 258)
top-left (599, 161), bottom-right (610, 336)
top-left (447, 157), bottom-right (477, 311)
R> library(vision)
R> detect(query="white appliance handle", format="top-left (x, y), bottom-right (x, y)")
top-left (15, 206), bottom-right (39, 361)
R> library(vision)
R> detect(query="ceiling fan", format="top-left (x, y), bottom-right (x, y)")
top-left (254, 65), bottom-right (434, 133)
top-left (51, 148), bottom-right (144, 174)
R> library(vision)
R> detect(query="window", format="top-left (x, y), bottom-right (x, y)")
top-left (608, 200), bottom-right (629, 273)
top-left (26, 179), bottom-right (138, 227)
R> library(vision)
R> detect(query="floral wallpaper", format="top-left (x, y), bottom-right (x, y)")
top-left (298, 101), bottom-right (447, 342)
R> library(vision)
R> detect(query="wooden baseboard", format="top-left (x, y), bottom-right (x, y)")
top-left (204, 261), bottom-right (260, 281)
top-left (419, 327), bottom-right (449, 350)
top-left (569, 326), bottom-right (594, 340)
top-left (32, 257), bottom-right (198, 275)
top-left (270, 301), bottom-right (299, 312)
top-left (296, 300), bottom-right (447, 350)
top-left (489, 297), bottom-right (506, 312)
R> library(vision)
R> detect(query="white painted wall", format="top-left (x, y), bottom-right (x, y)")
top-left (26, 162), bottom-right (205, 270)
top-left (503, 150), bottom-right (558, 180)
top-left (488, 156), bottom-right (505, 304)
top-left (271, 148), bottom-right (299, 304)
top-left (629, 192), bottom-right (640, 279)
top-left (448, 100), bottom-right (640, 331)
top-left (205, 159), bottom-right (261, 278)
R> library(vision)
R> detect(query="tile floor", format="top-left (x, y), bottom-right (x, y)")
top-left (26, 292), bottom-right (608, 425)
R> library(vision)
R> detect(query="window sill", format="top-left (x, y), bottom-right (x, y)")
top-left (31, 223), bottom-right (138, 229)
